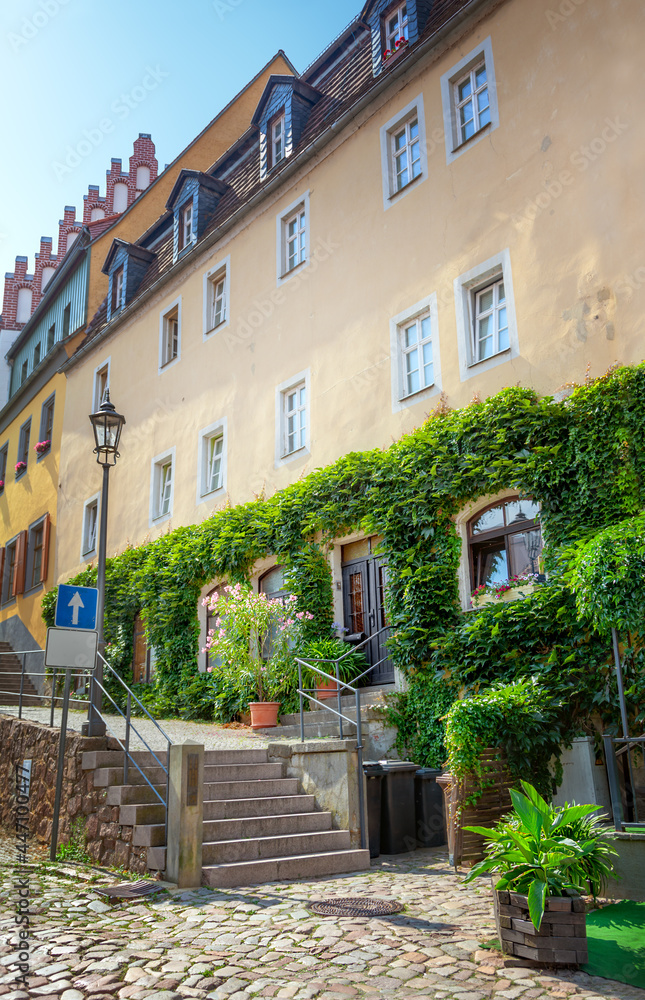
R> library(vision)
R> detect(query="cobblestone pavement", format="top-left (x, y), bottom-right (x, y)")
top-left (0, 707), bottom-right (270, 749)
top-left (1, 847), bottom-right (643, 1000)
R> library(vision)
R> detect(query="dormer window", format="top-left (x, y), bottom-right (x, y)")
top-left (269, 110), bottom-right (285, 170)
top-left (179, 202), bottom-right (194, 251)
top-left (112, 266), bottom-right (124, 313)
top-left (385, 3), bottom-right (408, 52)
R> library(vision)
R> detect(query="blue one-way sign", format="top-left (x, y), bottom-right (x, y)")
top-left (55, 584), bottom-right (99, 631)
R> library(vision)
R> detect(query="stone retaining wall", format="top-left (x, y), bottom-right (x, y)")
top-left (0, 714), bottom-right (148, 873)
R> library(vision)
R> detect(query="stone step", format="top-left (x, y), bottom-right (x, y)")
top-left (94, 761), bottom-right (284, 788)
top-left (83, 747), bottom-right (269, 770)
top-left (204, 794), bottom-right (317, 820)
top-left (203, 828), bottom-right (351, 864)
top-left (257, 722), bottom-right (357, 739)
top-left (107, 783), bottom-right (166, 806)
top-left (279, 708), bottom-right (364, 726)
top-left (203, 810), bottom-right (332, 842)
top-left (201, 848), bottom-right (371, 887)
top-left (132, 823), bottom-right (166, 847)
top-left (118, 802), bottom-right (166, 826)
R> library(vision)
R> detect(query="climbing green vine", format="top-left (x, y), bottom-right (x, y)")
top-left (42, 364), bottom-right (645, 742)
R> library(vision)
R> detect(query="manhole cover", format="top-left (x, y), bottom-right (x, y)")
top-left (308, 897), bottom-right (404, 917)
top-left (94, 879), bottom-right (163, 901)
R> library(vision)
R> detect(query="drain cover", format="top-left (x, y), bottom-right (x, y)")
top-left (94, 879), bottom-right (163, 901)
top-left (308, 897), bottom-right (404, 917)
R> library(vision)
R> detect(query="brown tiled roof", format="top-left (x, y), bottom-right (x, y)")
top-left (76, 0), bottom-right (480, 356)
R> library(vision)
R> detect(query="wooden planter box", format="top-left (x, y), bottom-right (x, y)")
top-left (436, 750), bottom-right (515, 867)
top-left (472, 583), bottom-right (537, 608)
top-left (494, 889), bottom-right (587, 966)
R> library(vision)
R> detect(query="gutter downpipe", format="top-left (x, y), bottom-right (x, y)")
top-left (61, 0), bottom-right (492, 374)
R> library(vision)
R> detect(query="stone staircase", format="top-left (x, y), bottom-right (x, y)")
top-left (255, 688), bottom-right (389, 741)
top-left (82, 746), bottom-right (370, 887)
top-left (0, 642), bottom-right (40, 706)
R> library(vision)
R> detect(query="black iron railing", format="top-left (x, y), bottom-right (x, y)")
top-left (294, 626), bottom-right (391, 852)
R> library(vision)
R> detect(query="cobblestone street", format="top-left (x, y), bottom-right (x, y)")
top-left (1, 847), bottom-right (643, 1000)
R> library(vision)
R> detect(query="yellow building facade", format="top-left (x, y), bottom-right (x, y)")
top-left (0, 53), bottom-right (295, 659)
top-left (54, 0), bottom-right (643, 680)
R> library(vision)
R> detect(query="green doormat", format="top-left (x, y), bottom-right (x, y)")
top-left (583, 901), bottom-right (645, 988)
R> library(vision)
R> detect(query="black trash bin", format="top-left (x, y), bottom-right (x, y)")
top-left (379, 760), bottom-right (418, 854)
top-left (363, 761), bottom-right (384, 858)
top-left (414, 768), bottom-right (447, 848)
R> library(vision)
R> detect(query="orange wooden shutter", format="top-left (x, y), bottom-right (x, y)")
top-left (13, 531), bottom-right (28, 596)
top-left (40, 513), bottom-right (51, 583)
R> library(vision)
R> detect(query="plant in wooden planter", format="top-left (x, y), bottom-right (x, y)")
top-left (442, 680), bottom-right (565, 866)
top-left (464, 781), bottom-right (617, 966)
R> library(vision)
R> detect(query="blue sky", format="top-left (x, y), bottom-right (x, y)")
top-left (0, 0), bottom-right (360, 285)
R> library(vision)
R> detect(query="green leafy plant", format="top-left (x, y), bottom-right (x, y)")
top-left (382, 674), bottom-right (456, 768)
top-left (464, 781), bottom-right (617, 930)
top-left (203, 583), bottom-right (313, 706)
top-left (297, 637), bottom-right (369, 688)
top-left (56, 817), bottom-right (91, 864)
top-left (444, 679), bottom-right (564, 800)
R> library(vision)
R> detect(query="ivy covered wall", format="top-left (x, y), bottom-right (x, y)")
top-left (43, 364), bottom-right (645, 732)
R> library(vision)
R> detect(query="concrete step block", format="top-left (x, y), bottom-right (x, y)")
top-left (203, 811), bottom-right (332, 842)
top-left (202, 848), bottom-right (371, 887)
top-left (93, 766), bottom-right (167, 787)
top-left (204, 749), bottom-right (269, 765)
top-left (106, 783), bottom-right (165, 806)
top-left (132, 823), bottom-right (166, 847)
top-left (204, 778), bottom-right (300, 801)
top-left (203, 762), bottom-right (283, 781)
top-left (202, 829), bottom-right (351, 864)
top-left (255, 723), bottom-right (357, 739)
top-left (118, 802), bottom-right (165, 826)
top-left (204, 794), bottom-right (316, 820)
top-left (147, 846), bottom-right (166, 870)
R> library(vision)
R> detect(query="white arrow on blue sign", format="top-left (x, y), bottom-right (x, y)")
top-left (55, 584), bottom-right (99, 631)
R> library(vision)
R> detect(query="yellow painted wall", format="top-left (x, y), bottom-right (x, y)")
top-left (0, 373), bottom-right (66, 647)
top-left (57, 0), bottom-right (645, 585)
top-left (85, 53), bottom-right (295, 321)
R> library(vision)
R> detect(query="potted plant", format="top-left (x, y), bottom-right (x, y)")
top-left (34, 439), bottom-right (51, 456)
top-left (382, 36), bottom-right (408, 64)
top-left (15, 461), bottom-right (27, 476)
top-left (464, 781), bottom-right (617, 966)
top-left (202, 584), bottom-right (313, 729)
top-left (298, 636), bottom-right (368, 700)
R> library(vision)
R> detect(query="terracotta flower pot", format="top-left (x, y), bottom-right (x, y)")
top-left (248, 701), bottom-right (280, 729)
top-left (316, 678), bottom-right (340, 700)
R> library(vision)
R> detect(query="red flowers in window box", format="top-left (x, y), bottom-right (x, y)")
top-left (34, 439), bottom-right (51, 455)
top-left (382, 37), bottom-right (408, 63)
top-left (15, 461), bottom-right (27, 475)
top-left (0, 480), bottom-right (4, 490)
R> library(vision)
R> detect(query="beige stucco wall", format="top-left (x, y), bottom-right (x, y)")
top-left (56, 0), bottom-right (645, 587)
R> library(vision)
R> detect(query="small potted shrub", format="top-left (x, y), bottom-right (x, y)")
top-left (464, 781), bottom-right (616, 966)
top-left (202, 584), bottom-right (313, 728)
top-left (34, 439), bottom-right (51, 456)
top-left (15, 461), bottom-right (27, 476)
top-left (298, 636), bottom-right (368, 700)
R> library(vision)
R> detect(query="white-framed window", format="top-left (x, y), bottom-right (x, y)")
top-left (276, 192), bottom-right (310, 284)
top-left (269, 111), bottom-right (285, 170)
top-left (385, 3), bottom-right (408, 51)
top-left (473, 277), bottom-right (508, 361)
top-left (455, 62), bottom-right (490, 145)
top-left (440, 37), bottom-right (499, 164)
top-left (453, 249), bottom-right (518, 382)
top-left (389, 292), bottom-right (441, 412)
top-left (159, 297), bottom-right (181, 370)
top-left (111, 266), bottom-right (124, 314)
top-left (275, 370), bottom-right (310, 465)
top-left (197, 418), bottom-right (227, 503)
top-left (150, 448), bottom-right (175, 524)
top-left (203, 256), bottom-right (230, 337)
top-left (380, 95), bottom-right (428, 209)
top-left (92, 358), bottom-right (110, 411)
top-left (81, 494), bottom-right (100, 560)
top-left (179, 201), bottom-right (194, 252)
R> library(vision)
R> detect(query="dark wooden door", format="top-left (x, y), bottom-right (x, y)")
top-left (342, 556), bottom-right (394, 685)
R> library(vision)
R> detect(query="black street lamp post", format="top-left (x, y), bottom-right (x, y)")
top-left (84, 391), bottom-right (125, 738)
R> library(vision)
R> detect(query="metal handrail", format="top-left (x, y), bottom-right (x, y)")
top-left (295, 626), bottom-right (391, 852)
top-left (603, 733), bottom-right (644, 831)
top-left (98, 651), bottom-right (173, 745)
